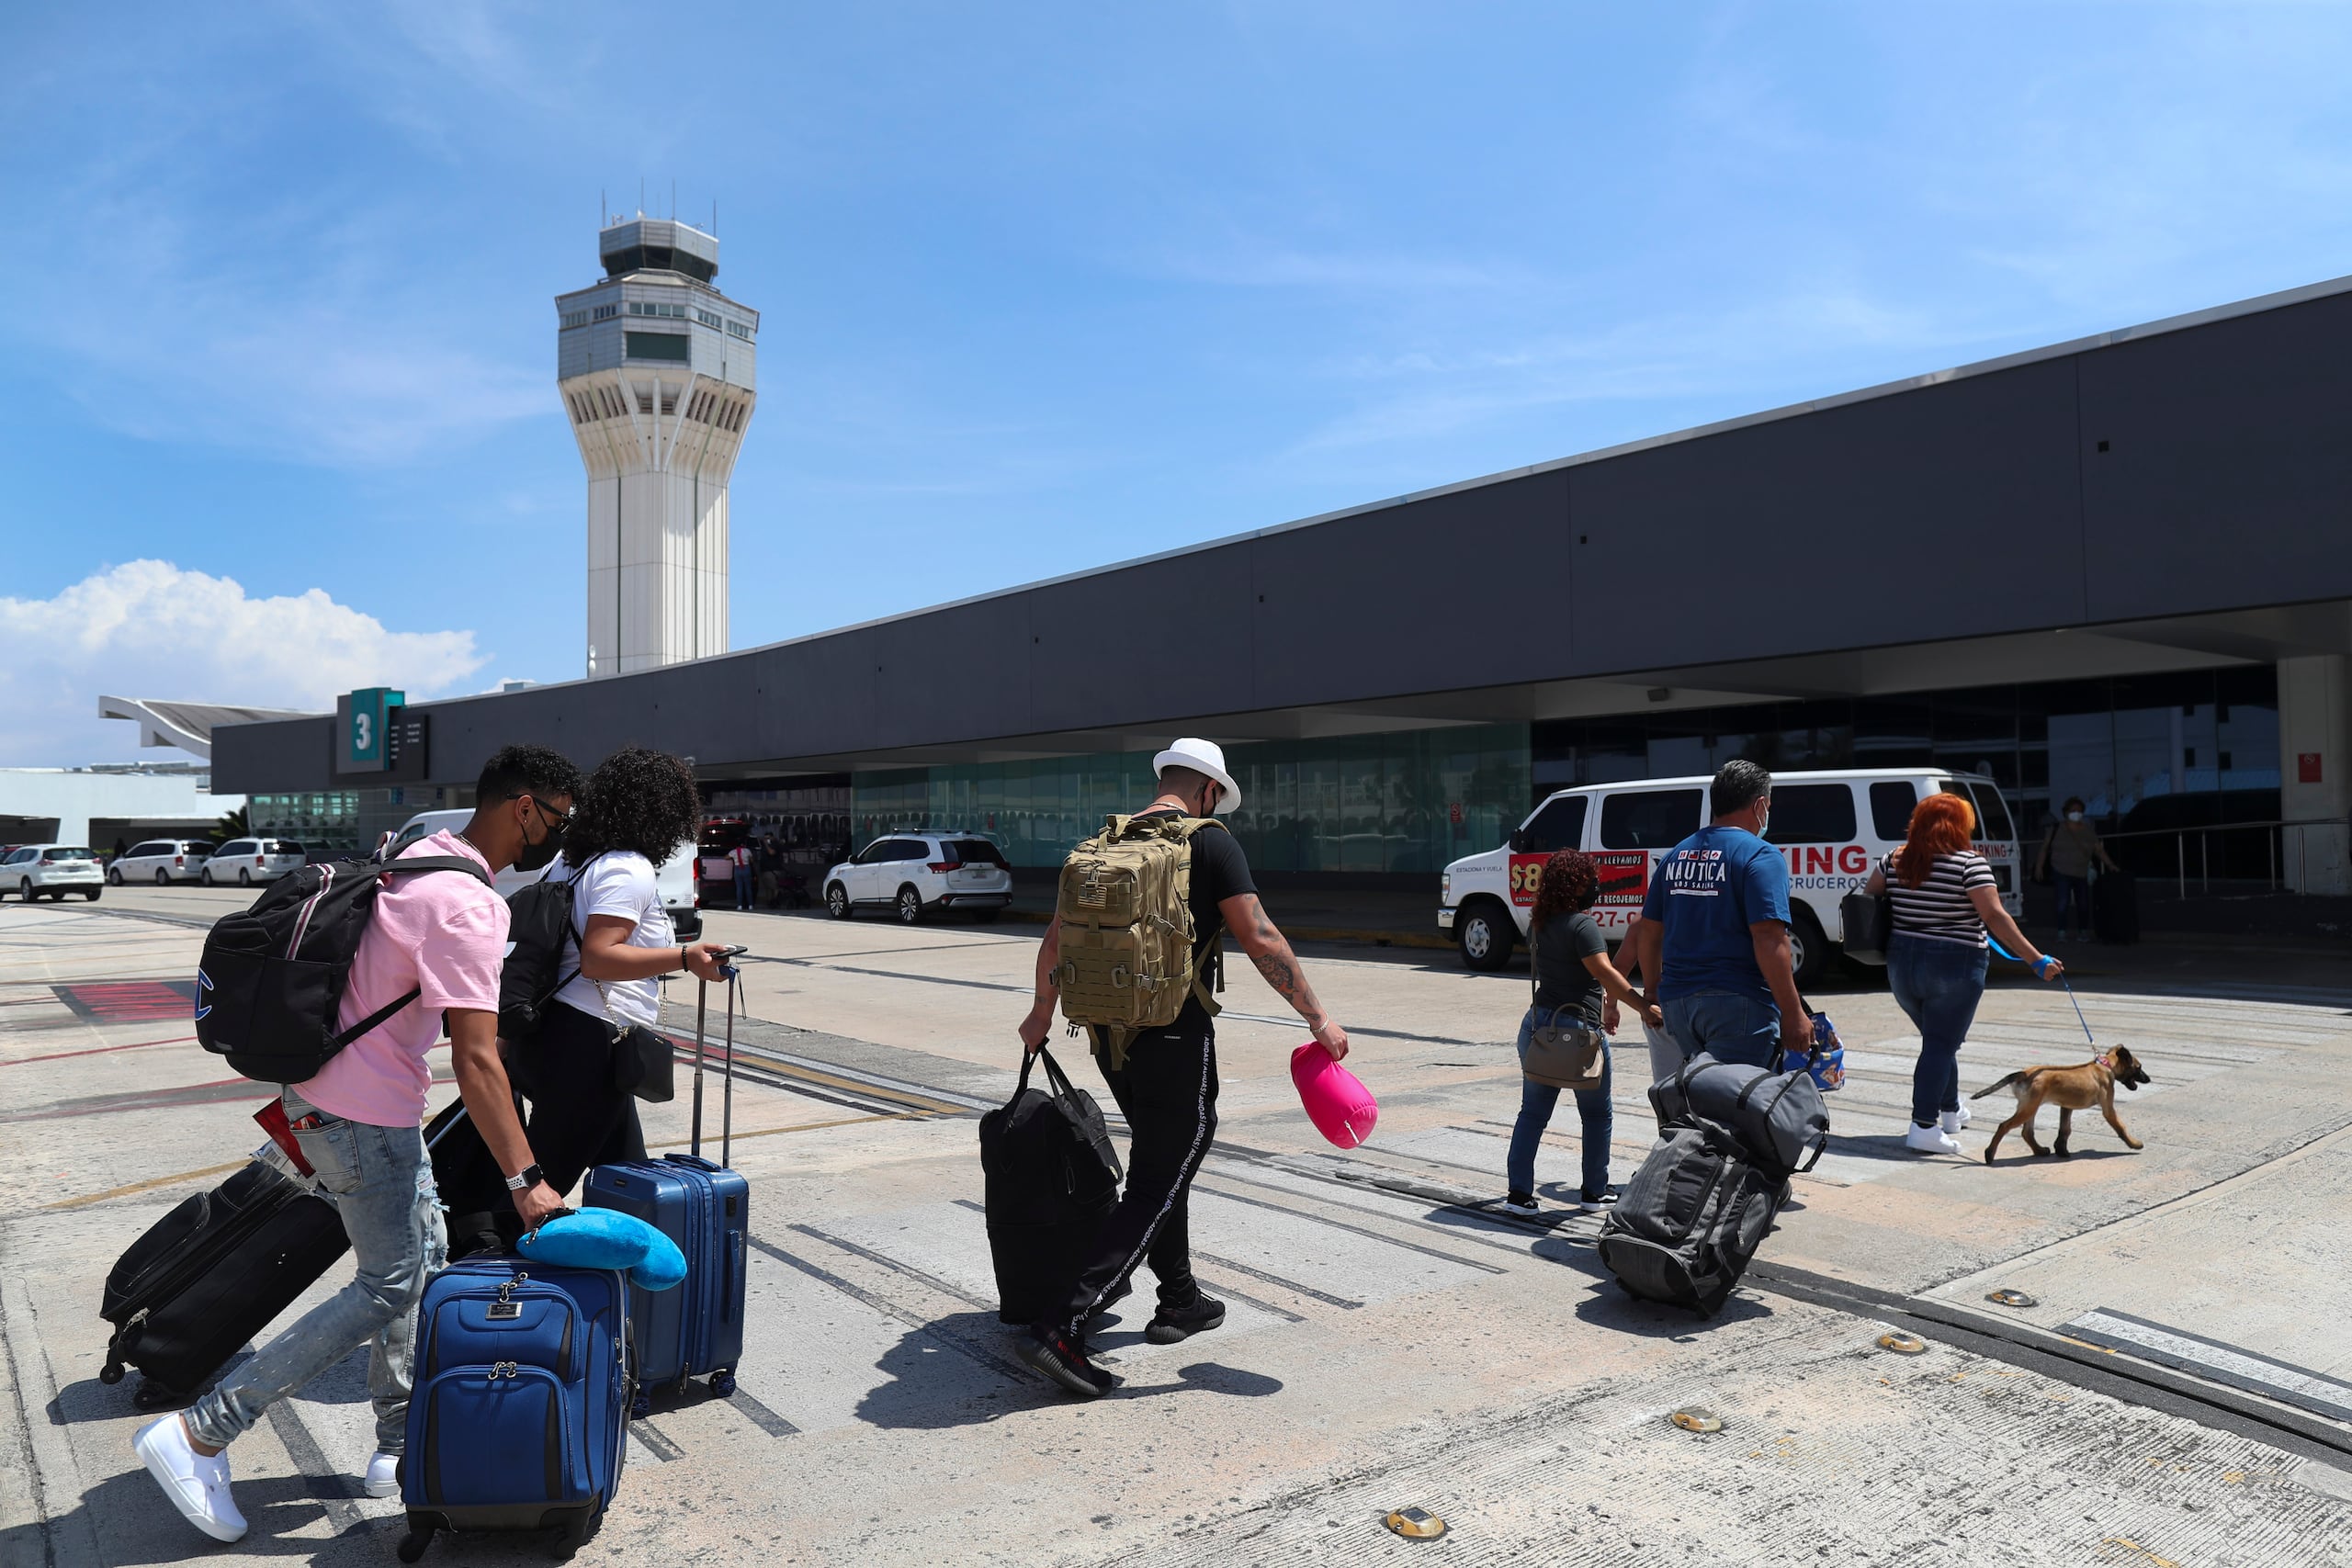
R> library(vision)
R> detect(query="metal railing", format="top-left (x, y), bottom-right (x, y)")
top-left (2057, 817), bottom-right (2346, 898)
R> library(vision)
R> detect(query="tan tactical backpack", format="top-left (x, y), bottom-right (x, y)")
top-left (1055, 814), bottom-right (1226, 1065)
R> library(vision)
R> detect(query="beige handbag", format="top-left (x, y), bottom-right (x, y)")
top-left (1521, 931), bottom-right (1607, 1091)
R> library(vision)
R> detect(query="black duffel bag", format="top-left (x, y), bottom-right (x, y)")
top-left (978, 1047), bottom-right (1122, 1325)
top-left (1839, 886), bottom-right (1892, 965)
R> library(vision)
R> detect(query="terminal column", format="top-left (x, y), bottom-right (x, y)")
top-left (2278, 653), bottom-right (2352, 895)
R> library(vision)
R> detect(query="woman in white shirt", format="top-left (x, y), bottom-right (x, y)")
top-left (509, 746), bottom-right (730, 1197)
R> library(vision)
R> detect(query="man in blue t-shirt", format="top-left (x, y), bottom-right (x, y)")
top-left (1634, 760), bottom-right (1813, 1070)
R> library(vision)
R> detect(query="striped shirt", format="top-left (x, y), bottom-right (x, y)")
top-left (1883, 850), bottom-right (1994, 947)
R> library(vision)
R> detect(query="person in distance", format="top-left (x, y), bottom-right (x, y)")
top-left (135, 745), bottom-right (584, 1542)
top-left (508, 745), bottom-right (736, 1199)
top-left (1631, 760), bottom-right (1813, 1070)
top-left (1014, 738), bottom-right (1351, 1399)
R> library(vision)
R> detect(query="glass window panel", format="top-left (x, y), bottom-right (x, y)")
top-left (1762, 784), bottom-right (1856, 845)
top-left (1599, 788), bottom-right (1703, 849)
top-left (1520, 795), bottom-right (1587, 854)
top-left (1869, 781), bottom-right (1919, 840)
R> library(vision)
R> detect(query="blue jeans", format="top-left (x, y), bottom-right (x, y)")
top-left (187, 1088), bottom-right (446, 1453)
top-left (733, 865), bottom-right (754, 908)
top-left (1509, 1007), bottom-right (1612, 1197)
top-left (2052, 874), bottom-right (2090, 935)
top-left (1661, 989), bottom-right (1781, 1070)
top-left (1886, 931), bottom-right (1989, 1127)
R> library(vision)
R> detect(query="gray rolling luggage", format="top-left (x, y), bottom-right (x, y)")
top-left (1596, 1120), bottom-right (1789, 1317)
top-left (1600, 1052), bottom-right (1828, 1316)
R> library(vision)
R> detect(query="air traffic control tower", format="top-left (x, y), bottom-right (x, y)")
top-left (557, 218), bottom-right (758, 676)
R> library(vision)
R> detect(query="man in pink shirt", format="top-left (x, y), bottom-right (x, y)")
top-left (137, 746), bottom-right (582, 1544)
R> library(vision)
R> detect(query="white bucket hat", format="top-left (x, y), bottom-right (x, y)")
top-left (1152, 738), bottom-right (1240, 816)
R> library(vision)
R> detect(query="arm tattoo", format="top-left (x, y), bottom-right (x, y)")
top-left (1251, 949), bottom-right (1305, 1007)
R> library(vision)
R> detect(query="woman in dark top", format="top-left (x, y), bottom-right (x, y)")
top-left (1502, 849), bottom-right (1661, 1215)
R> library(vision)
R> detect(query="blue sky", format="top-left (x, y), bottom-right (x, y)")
top-left (6, 2), bottom-right (2352, 763)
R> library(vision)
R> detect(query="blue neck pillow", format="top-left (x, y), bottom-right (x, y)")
top-left (516, 1208), bottom-right (687, 1292)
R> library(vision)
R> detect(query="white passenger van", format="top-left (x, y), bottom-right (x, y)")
top-left (1437, 769), bottom-right (2019, 985)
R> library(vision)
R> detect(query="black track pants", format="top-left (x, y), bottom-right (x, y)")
top-left (1048, 1016), bottom-right (1220, 1337)
top-left (509, 1000), bottom-right (648, 1199)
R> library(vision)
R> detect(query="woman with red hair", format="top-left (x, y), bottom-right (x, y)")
top-left (1865, 789), bottom-right (2063, 1156)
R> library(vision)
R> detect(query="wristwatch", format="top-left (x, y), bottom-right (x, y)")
top-left (504, 1163), bottom-right (546, 1192)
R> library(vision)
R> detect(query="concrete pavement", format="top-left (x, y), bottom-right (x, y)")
top-left (4, 884), bottom-right (2350, 1565)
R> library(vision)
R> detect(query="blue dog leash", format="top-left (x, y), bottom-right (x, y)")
top-left (1987, 936), bottom-right (2097, 1047)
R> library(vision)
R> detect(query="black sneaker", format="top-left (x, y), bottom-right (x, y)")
top-left (1021, 1326), bottom-right (1108, 1399)
top-left (1497, 1191), bottom-right (1540, 1217)
top-left (1085, 1279), bottom-right (1132, 1325)
top-left (1144, 1292), bottom-right (1226, 1346)
top-left (1578, 1187), bottom-right (1619, 1213)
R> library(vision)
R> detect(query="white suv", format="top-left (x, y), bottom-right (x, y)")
top-left (199, 839), bottom-right (307, 887)
top-left (824, 832), bottom-right (1013, 923)
top-left (5, 845), bottom-right (105, 901)
top-left (108, 840), bottom-right (215, 886)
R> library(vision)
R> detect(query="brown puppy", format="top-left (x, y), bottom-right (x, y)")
top-left (1973, 1045), bottom-right (2152, 1163)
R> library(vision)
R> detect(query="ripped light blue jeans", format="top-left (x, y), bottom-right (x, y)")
top-left (186, 1087), bottom-right (446, 1454)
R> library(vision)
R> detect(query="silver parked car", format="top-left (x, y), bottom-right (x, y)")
top-left (5, 845), bottom-right (104, 901)
top-left (199, 839), bottom-right (306, 887)
top-left (107, 839), bottom-right (215, 886)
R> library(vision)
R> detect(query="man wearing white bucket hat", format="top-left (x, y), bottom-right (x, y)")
top-left (1015, 737), bottom-right (1351, 1397)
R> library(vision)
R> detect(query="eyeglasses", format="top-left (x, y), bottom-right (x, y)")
top-left (509, 794), bottom-right (572, 833)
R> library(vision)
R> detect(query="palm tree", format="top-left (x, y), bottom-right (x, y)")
top-left (210, 805), bottom-right (250, 843)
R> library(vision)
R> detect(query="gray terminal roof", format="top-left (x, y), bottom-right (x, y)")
top-left (215, 270), bottom-right (2352, 795)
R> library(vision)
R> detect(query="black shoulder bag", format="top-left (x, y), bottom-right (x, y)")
top-left (1521, 929), bottom-right (1607, 1091)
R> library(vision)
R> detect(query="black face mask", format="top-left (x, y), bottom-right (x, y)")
top-left (514, 809), bottom-right (565, 874)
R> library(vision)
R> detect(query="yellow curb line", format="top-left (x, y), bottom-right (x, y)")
top-left (47, 1159), bottom-right (247, 1210)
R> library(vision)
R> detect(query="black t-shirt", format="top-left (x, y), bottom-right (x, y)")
top-left (1136, 809), bottom-right (1256, 1022)
top-left (1532, 908), bottom-right (1608, 1024)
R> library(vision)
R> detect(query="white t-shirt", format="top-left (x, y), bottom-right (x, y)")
top-left (553, 852), bottom-right (676, 1029)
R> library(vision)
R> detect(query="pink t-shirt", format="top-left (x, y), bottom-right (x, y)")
top-left (298, 831), bottom-right (509, 1127)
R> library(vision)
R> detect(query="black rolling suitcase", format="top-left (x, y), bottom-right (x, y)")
top-left (2093, 869), bottom-right (2139, 945)
top-left (99, 1147), bottom-right (349, 1404)
top-left (978, 1047), bottom-right (1121, 1325)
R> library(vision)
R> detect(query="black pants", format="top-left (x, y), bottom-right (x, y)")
top-left (509, 1000), bottom-right (648, 1199)
top-left (1048, 1015), bottom-right (1219, 1337)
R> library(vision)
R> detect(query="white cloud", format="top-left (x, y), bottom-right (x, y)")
top-left (0, 561), bottom-right (486, 765)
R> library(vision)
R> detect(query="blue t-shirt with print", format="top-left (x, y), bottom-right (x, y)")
top-left (1639, 824), bottom-right (1792, 1003)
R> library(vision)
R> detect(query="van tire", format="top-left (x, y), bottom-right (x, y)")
top-left (1789, 905), bottom-right (1831, 989)
top-left (1455, 900), bottom-right (1516, 973)
top-left (824, 882), bottom-right (852, 920)
top-left (895, 886), bottom-right (923, 925)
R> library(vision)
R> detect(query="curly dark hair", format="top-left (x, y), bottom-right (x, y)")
top-left (1529, 848), bottom-right (1600, 927)
top-left (561, 746), bottom-right (702, 868)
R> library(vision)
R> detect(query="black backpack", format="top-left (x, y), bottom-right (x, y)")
top-left (498, 864), bottom-right (588, 1042)
top-left (194, 852), bottom-right (492, 1083)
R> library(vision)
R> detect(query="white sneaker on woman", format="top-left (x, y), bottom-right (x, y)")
top-left (1904, 1123), bottom-right (1962, 1156)
top-left (1939, 1105), bottom-right (1973, 1135)
top-left (134, 1415), bottom-right (248, 1542)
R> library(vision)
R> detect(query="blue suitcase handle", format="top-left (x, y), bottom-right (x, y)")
top-left (664, 1153), bottom-right (722, 1175)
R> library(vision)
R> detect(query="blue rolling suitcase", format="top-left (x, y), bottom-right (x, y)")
top-left (397, 1257), bottom-right (631, 1562)
top-left (585, 967), bottom-right (750, 1413)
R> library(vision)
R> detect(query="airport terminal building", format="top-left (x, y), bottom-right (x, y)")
top-left (217, 275), bottom-right (2352, 898)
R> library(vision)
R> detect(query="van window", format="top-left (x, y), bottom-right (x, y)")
top-left (1598, 788), bottom-right (1703, 850)
top-left (270, 841), bottom-right (305, 856)
top-left (130, 841), bottom-right (165, 858)
top-left (187, 842), bottom-right (215, 855)
top-left (1869, 782), bottom-right (1919, 841)
top-left (1943, 781), bottom-right (2015, 840)
top-left (1519, 795), bottom-right (1588, 855)
top-left (947, 839), bottom-right (1007, 867)
top-left (1762, 784), bottom-right (1856, 846)
top-left (218, 840), bottom-right (252, 856)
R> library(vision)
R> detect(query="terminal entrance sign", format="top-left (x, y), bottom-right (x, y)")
top-left (334, 687), bottom-right (405, 775)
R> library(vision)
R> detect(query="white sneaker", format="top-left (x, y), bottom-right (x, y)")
top-left (134, 1415), bottom-right (248, 1543)
top-left (1939, 1105), bottom-right (1973, 1134)
top-left (1905, 1123), bottom-right (1962, 1156)
top-left (364, 1450), bottom-right (401, 1498)
top-left (1497, 1192), bottom-right (1540, 1217)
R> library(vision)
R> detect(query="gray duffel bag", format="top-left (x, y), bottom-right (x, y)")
top-left (1647, 1052), bottom-right (1828, 1176)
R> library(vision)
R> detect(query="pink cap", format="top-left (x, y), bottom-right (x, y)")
top-left (1290, 1043), bottom-right (1378, 1149)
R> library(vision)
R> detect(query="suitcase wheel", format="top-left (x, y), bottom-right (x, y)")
top-left (97, 1361), bottom-right (125, 1386)
top-left (629, 1390), bottom-right (650, 1420)
top-left (397, 1527), bottom-right (433, 1562)
top-left (709, 1368), bottom-right (736, 1398)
